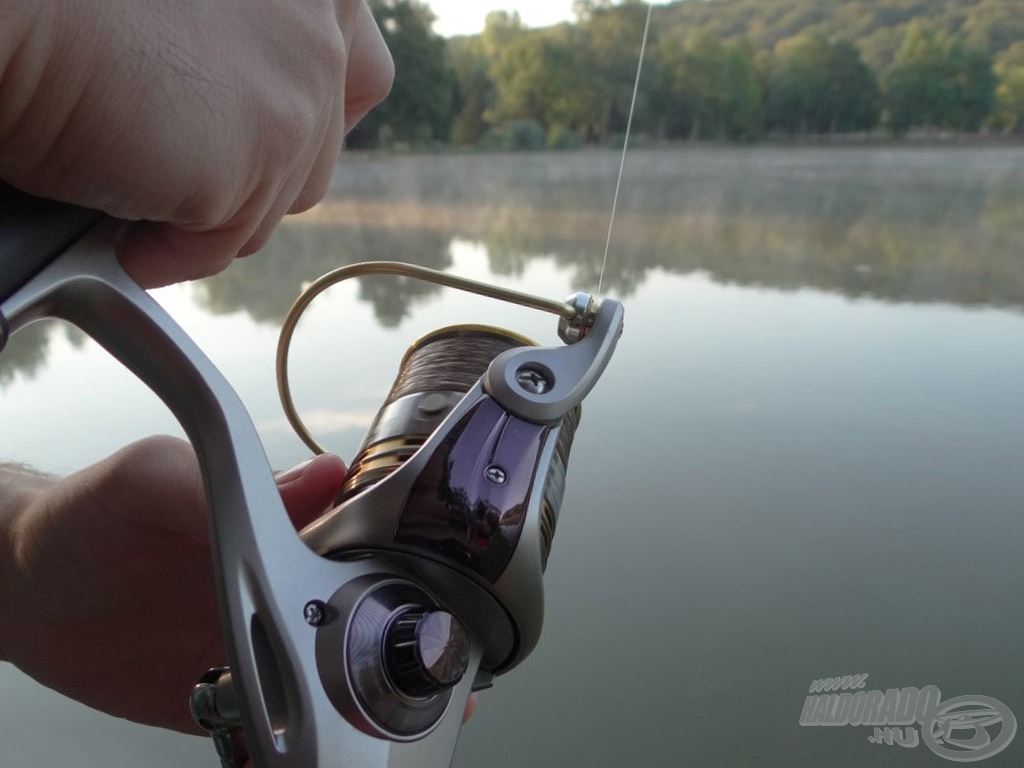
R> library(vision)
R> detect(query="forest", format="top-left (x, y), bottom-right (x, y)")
top-left (347, 0), bottom-right (1024, 148)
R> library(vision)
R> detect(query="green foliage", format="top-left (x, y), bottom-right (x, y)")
top-left (656, 0), bottom-right (1022, 63)
top-left (766, 31), bottom-right (833, 135)
top-left (347, 0), bottom-right (457, 148)
top-left (449, 37), bottom-right (491, 146)
top-left (574, 0), bottom-right (654, 142)
top-left (764, 32), bottom-right (878, 135)
top-left (547, 125), bottom-right (585, 149)
top-left (481, 119), bottom-right (548, 151)
top-left (653, 32), bottom-right (763, 140)
top-left (993, 42), bottom-right (1024, 133)
top-left (349, 0), bottom-right (1019, 147)
top-left (487, 26), bottom-right (595, 133)
top-left (884, 22), bottom-right (995, 133)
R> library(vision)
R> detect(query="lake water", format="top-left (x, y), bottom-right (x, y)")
top-left (2, 146), bottom-right (1023, 767)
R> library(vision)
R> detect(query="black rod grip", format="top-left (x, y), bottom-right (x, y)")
top-left (0, 183), bottom-right (104, 303)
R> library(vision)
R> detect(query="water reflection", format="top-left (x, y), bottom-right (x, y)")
top-left (210, 146), bottom-right (1024, 322)
top-left (0, 322), bottom-right (52, 386)
top-left (0, 321), bottom-right (87, 387)
top-left (5, 146), bottom-right (1024, 385)
top-left (192, 225), bottom-right (453, 327)
top-left (3, 146), bottom-right (1024, 768)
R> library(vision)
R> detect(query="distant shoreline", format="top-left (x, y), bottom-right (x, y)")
top-left (345, 136), bottom-right (1024, 157)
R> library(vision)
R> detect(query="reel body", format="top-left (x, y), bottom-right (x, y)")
top-left (303, 325), bottom-right (580, 678)
top-left (265, 264), bottom-right (624, 754)
top-left (0, 187), bottom-right (623, 768)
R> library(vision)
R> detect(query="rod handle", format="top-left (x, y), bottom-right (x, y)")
top-left (0, 183), bottom-right (103, 302)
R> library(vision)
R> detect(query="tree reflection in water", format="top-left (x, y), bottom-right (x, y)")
top-left (5, 146), bottom-right (1024, 386)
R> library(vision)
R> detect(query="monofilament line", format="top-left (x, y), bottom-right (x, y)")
top-left (597, 1), bottom-right (652, 296)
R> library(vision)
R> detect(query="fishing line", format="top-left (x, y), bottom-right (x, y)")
top-left (598, 0), bottom-right (652, 296)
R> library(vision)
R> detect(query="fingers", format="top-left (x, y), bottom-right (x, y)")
top-left (342, 1), bottom-right (395, 133)
top-left (116, 221), bottom-right (249, 288)
top-left (275, 453), bottom-right (348, 530)
top-left (99, 435), bottom-right (208, 538)
top-left (99, 437), bottom-right (345, 540)
top-left (463, 692), bottom-right (478, 723)
top-left (290, 1), bottom-right (393, 215)
top-left (289, 84), bottom-right (348, 215)
top-left (116, 0), bottom-right (393, 287)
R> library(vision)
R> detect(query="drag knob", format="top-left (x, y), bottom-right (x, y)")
top-left (383, 609), bottom-right (470, 698)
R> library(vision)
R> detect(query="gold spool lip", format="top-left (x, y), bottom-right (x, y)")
top-left (400, 324), bottom-right (538, 368)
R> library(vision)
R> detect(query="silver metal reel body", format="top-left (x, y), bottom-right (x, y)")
top-left (300, 290), bottom-right (625, 674)
top-left (0, 232), bottom-right (623, 768)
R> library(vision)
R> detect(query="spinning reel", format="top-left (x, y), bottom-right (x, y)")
top-left (0, 185), bottom-right (623, 768)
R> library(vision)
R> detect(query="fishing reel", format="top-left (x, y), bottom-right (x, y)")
top-left (193, 263), bottom-right (624, 765)
top-left (0, 186), bottom-right (623, 768)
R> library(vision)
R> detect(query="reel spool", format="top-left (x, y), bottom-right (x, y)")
top-left (340, 324), bottom-right (538, 502)
top-left (336, 324), bottom-right (580, 571)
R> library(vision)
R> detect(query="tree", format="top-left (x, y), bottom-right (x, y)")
top-left (450, 37), bottom-right (491, 146)
top-left (962, 0), bottom-right (1024, 56)
top-left (653, 30), bottom-right (726, 140)
top-left (576, 0), bottom-right (655, 142)
top-left (763, 30), bottom-right (878, 136)
top-left (993, 41), bottom-right (1024, 133)
top-left (765, 31), bottom-right (833, 135)
top-left (957, 46), bottom-right (997, 131)
top-left (720, 40), bottom-right (765, 139)
top-left (884, 22), bottom-right (995, 134)
top-left (487, 27), bottom-right (594, 135)
top-left (653, 32), bottom-right (762, 140)
top-left (825, 40), bottom-right (880, 132)
top-left (347, 0), bottom-right (458, 148)
top-left (885, 24), bottom-right (958, 133)
top-left (480, 9), bottom-right (526, 59)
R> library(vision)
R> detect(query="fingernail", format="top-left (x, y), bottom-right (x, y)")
top-left (275, 457), bottom-right (315, 484)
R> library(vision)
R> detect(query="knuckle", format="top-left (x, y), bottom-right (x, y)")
top-left (315, 27), bottom-right (348, 81)
top-left (118, 435), bottom-right (193, 467)
top-left (101, 435), bottom-right (195, 492)
top-left (189, 248), bottom-right (239, 279)
top-left (173, 183), bottom-right (237, 230)
top-left (291, 174), bottom-right (331, 214)
top-left (263, 101), bottom-right (318, 167)
top-left (276, 109), bottom-right (313, 153)
top-left (378, 47), bottom-right (396, 97)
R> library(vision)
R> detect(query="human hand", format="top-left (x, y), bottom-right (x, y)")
top-left (0, 436), bottom-right (348, 733)
top-left (0, 0), bottom-right (393, 288)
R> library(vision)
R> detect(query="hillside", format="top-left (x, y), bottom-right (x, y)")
top-left (655, 0), bottom-right (1023, 70)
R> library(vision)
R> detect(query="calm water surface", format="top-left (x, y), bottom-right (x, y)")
top-left (2, 146), bottom-right (1023, 767)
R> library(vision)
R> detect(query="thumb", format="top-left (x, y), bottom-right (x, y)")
top-left (275, 454), bottom-right (348, 531)
top-left (117, 221), bottom-right (248, 288)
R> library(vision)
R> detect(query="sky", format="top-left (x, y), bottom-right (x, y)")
top-left (426, 0), bottom-right (671, 37)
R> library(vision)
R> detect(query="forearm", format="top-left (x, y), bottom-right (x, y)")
top-left (0, 463), bottom-right (55, 662)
